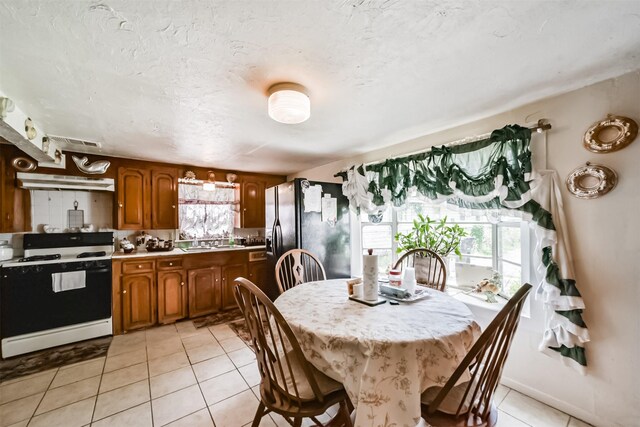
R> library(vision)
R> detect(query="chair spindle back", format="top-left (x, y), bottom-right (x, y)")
top-left (275, 249), bottom-right (326, 294)
top-left (233, 277), bottom-right (327, 411)
top-left (426, 283), bottom-right (532, 424)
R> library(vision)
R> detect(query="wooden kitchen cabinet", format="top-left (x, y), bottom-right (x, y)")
top-left (151, 167), bottom-right (178, 229)
top-left (241, 178), bottom-right (265, 228)
top-left (188, 267), bottom-right (222, 318)
top-left (113, 250), bottom-right (255, 335)
top-left (116, 166), bottom-right (178, 230)
top-left (0, 149), bottom-right (30, 233)
top-left (122, 272), bottom-right (157, 331)
top-left (221, 263), bottom-right (247, 310)
top-left (157, 269), bottom-right (187, 324)
top-left (248, 261), bottom-right (268, 289)
top-left (117, 167), bottom-right (150, 230)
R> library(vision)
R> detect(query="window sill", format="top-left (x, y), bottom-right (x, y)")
top-left (447, 286), bottom-right (531, 318)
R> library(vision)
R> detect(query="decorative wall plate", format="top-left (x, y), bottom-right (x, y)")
top-left (583, 115), bottom-right (638, 153)
top-left (12, 157), bottom-right (37, 172)
top-left (566, 163), bottom-right (617, 199)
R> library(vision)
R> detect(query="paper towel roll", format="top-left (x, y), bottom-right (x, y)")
top-left (363, 251), bottom-right (379, 301)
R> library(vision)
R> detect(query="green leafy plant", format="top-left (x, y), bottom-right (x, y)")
top-left (395, 214), bottom-right (467, 257)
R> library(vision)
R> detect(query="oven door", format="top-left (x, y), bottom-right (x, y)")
top-left (1, 260), bottom-right (112, 338)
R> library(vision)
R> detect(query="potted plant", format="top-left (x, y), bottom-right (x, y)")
top-left (395, 215), bottom-right (467, 284)
top-left (395, 214), bottom-right (467, 257)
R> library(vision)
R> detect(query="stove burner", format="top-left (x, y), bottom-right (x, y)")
top-left (76, 251), bottom-right (107, 258)
top-left (18, 254), bottom-right (62, 263)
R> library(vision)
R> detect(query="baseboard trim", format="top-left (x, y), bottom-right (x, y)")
top-left (500, 376), bottom-right (602, 427)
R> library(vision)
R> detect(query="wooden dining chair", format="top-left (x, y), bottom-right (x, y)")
top-left (393, 248), bottom-right (447, 291)
top-left (275, 249), bottom-right (326, 294)
top-left (233, 277), bottom-right (353, 427)
top-left (420, 283), bottom-right (532, 427)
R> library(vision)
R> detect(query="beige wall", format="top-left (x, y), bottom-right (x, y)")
top-left (290, 71), bottom-right (640, 426)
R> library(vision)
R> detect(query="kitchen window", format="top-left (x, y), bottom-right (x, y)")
top-left (178, 181), bottom-right (240, 239)
top-left (360, 201), bottom-right (530, 298)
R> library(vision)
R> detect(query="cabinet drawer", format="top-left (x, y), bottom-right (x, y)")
top-left (122, 260), bottom-right (155, 273)
top-left (157, 257), bottom-right (183, 270)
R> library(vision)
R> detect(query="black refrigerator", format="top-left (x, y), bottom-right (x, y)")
top-left (265, 178), bottom-right (351, 299)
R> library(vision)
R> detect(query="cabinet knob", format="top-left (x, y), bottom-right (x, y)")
top-left (172, 205), bottom-right (176, 209)
top-left (249, 273), bottom-right (253, 277)
top-left (180, 282), bottom-right (184, 286)
top-left (169, 262), bottom-right (173, 266)
top-left (137, 265), bottom-right (142, 269)
top-left (119, 203), bottom-right (123, 208)
top-left (122, 290), bottom-right (127, 294)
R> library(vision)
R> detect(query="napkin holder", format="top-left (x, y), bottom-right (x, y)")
top-left (379, 284), bottom-right (411, 299)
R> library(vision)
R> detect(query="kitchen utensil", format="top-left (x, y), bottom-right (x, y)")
top-left (67, 201), bottom-right (84, 229)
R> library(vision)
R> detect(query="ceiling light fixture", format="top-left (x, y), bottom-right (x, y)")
top-left (267, 83), bottom-right (310, 124)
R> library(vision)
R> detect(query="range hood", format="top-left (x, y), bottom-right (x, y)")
top-left (17, 173), bottom-right (115, 192)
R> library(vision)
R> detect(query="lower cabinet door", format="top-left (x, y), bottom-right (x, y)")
top-left (188, 267), bottom-right (222, 318)
top-left (157, 270), bottom-right (187, 324)
top-left (122, 273), bottom-right (156, 332)
top-left (248, 261), bottom-right (267, 290)
top-left (222, 263), bottom-right (247, 310)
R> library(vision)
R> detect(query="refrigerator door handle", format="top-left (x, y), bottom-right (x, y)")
top-left (275, 222), bottom-right (283, 257)
top-left (272, 220), bottom-right (279, 257)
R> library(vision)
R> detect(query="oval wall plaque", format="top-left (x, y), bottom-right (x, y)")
top-left (566, 163), bottom-right (617, 199)
top-left (583, 115), bottom-right (638, 153)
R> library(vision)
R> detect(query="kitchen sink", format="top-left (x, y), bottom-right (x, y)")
top-left (181, 245), bottom-right (245, 252)
top-left (181, 247), bottom-right (214, 252)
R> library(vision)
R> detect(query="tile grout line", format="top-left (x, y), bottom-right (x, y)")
top-left (25, 365), bottom-right (59, 426)
top-left (146, 331), bottom-right (155, 427)
top-left (88, 354), bottom-right (107, 425)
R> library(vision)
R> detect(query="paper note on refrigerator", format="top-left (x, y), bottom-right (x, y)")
top-left (303, 184), bottom-right (322, 213)
top-left (321, 194), bottom-right (337, 223)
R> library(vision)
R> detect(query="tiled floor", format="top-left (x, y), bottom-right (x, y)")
top-left (0, 320), bottom-right (592, 427)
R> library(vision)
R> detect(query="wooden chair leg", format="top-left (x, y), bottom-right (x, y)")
top-left (340, 399), bottom-right (353, 427)
top-left (251, 402), bottom-right (266, 427)
top-left (346, 396), bottom-right (354, 414)
top-left (292, 418), bottom-right (302, 427)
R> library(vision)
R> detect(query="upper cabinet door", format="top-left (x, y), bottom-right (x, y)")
top-left (241, 179), bottom-right (266, 228)
top-left (117, 167), bottom-right (150, 230)
top-left (151, 168), bottom-right (178, 230)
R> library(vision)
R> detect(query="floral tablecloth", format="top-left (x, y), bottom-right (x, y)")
top-left (274, 279), bottom-right (481, 427)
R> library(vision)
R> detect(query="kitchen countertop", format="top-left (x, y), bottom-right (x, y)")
top-left (112, 245), bottom-right (266, 259)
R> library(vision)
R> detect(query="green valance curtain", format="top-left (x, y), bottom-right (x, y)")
top-left (337, 125), bottom-right (589, 372)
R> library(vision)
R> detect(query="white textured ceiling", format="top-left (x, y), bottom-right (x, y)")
top-left (1, 1), bottom-right (639, 174)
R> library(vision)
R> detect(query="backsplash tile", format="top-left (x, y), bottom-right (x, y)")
top-left (30, 190), bottom-right (113, 232)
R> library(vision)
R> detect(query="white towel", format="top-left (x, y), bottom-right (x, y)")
top-left (52, 271), bottom-right (86, 293)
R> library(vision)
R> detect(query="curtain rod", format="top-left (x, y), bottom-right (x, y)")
top-left (362, 119), bottom-right (552, 167)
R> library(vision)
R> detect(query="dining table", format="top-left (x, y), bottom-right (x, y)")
top-left (274, 278), bottom-right (482, 427)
